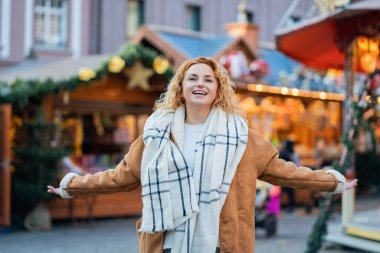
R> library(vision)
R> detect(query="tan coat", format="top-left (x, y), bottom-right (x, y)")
top-left (65, 129), bottom-right (338, 253)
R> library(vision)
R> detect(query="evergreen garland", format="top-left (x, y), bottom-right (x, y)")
top-left (0, 44), bottom-right (174, 108)
top-left (304, 68), bottom-right (380, 253)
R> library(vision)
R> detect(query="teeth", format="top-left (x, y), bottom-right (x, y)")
top-left (193, 91), bottom-right (207, 95)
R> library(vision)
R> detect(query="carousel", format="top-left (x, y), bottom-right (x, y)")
top-left (276, 0), bottom-right (380, 252)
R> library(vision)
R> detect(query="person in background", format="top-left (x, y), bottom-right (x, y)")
top-left (48, 57), bottom-right (357, 253)
top-left (279, 139), bottom-right (299, 213)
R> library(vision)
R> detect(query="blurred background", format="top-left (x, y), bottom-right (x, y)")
top-left (0, 0), bottom-right (379, 252)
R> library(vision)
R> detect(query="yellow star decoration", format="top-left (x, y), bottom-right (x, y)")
top-left (123, 61), bottom-right (154, 91)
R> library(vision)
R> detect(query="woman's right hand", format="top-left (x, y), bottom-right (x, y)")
top-left (47, 185), bottom-right (61, 196)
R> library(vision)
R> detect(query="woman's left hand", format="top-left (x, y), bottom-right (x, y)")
top-left (345, 179), bottom-right (358, 190)
top-left (47, 185), bottom-right (61, 196)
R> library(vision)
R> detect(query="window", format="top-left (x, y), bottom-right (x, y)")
top-left (247, 11), bottom-right (254, 23)
top-left (33, 0), bottom-right (67, 48)
top-left (126, 0), bottom-right (145, 39)
top-left (286, 15), bottom-right (301, 26)
top-left (186, 5), bottom-right (201, 32)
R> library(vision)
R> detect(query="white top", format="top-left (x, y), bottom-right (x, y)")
top-left (163, 123), bottom-right (203, 250)
top-left (183, 123), bottom-right (203, 172)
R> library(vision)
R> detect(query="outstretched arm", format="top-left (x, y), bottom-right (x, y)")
top-left (47, 136), bottom-right (144, 198)
top-left (259, 154), bottom-right (357, 193)
top-left (247, 129), bottom-right (357, 193)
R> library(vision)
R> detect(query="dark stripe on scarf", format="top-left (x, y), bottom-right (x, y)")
top-left (173, 143), bottom-right (195, 212)
top-left (195, 133), bottom-right (239, 142)
top-left (222, 118), bottom-right (230, 180)
top-left (142, 180), bottom-right (169, 188)
top-left (198, 139), bottom-right (206, 205)
top-left (187, 220), bottom-right (190, 253)
top-left (199, 196), bottom-right (221, 204)
top-left (168, 175), bottom-right (191, 183)
top-left (202, 141), bottom-right (237, 146)
top-left (145, 127), bottom-right (169, 133)
top-left (142, 189), bottom-right (170, 197)
top-left (194, 140), bottom-right (246, 149)
top-left (233, 117), bottom-right (239, 154)
top-left (143, 135), bottom-right (169, 142)
top-left (170, 148), bottom-right (187, 216)
top-left (143, 187), bottom-right (229, 198)
top-left (197, 189), bottom-right (220, 195)
top-left (143, 176), bottom-right (229, 190)
top-left (155, 159), bottom-right (165, 231)
top-left (147, 168), bottom-right (156, 231)
top-left (198, 192), bottom-right (229, 204)
top-left (156, 125), bottom-right (169, 231)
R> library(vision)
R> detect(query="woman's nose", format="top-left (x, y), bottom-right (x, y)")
top-left (196, 82), bottom-right (205, 87)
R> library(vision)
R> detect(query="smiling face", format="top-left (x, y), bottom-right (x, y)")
top-left (181, 63), bottom-right (218, 112)
top-left (155, 57), bottom-right (242, 117)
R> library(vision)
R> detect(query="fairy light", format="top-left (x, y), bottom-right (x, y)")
top-left (256, 84), bottom-right (264, 92)
top-left (292, 88), bottom-right (299, 96)
top-left (240, 83), bottom-right (344, 101)
top-left (281, 87), bottom-right (289, 95)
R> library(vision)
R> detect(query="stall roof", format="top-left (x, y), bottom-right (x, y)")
top-left (258, 47), bottom-right (341, 92)
top-left (260, 47), bottom-right (301, 85)
top-left (0, 55), bottom-right (108, 83)
top-left (133, 25), bottom-right (256, 68)
top-left (157, 32), bottom-right (233, 58)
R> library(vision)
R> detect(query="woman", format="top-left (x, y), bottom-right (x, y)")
top-left (48, 57), bottom-right (357, 253)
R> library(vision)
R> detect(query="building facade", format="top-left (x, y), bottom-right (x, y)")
top-left (0, 0), bottom-right (314, 67)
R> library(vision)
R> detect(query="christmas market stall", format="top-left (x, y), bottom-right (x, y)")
top-left (275, 0), bottom-right (380, 252)
top-left (0, 44), bottom-right (173, 227)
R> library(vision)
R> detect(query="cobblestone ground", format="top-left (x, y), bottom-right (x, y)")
top-left (0, 197), bottom-right (377, 253)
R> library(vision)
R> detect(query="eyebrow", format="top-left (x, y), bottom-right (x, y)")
top-left (186, 74), bottom-right (215, 79)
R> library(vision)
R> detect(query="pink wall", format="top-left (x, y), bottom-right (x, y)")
top-left (0, 0), bottom-right (314, 66)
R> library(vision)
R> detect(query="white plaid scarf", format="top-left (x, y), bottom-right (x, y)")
top-left (140, 107), bottom-right (248, 253)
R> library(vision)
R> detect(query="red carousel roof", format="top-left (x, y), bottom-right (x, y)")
top-left (275, 0), bottom-right (380, 70)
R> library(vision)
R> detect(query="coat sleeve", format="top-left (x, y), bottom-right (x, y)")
top-left (247, 130), bottom-right (338, 192)
top-left (60, 136), bottom-right (144, 198)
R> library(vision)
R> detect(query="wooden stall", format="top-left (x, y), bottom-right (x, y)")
top-left (45, 53), bottom-right (171, 220)
top-left (0, 104), bottom-right (11, 227)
